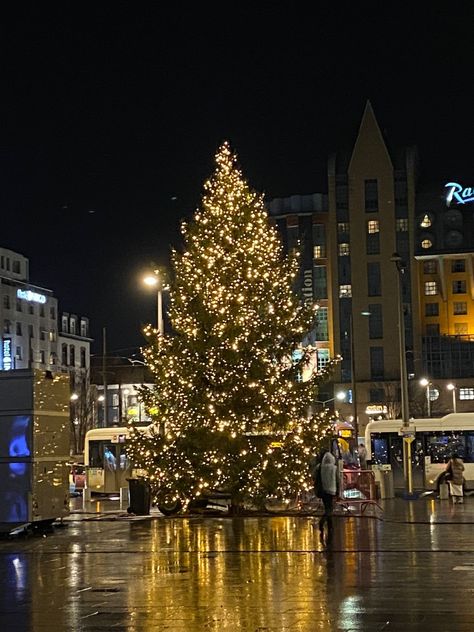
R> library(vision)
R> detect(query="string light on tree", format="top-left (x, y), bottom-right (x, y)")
top-left (128, 142), bottom-right (339, 510)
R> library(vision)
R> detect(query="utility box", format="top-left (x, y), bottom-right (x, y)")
top-left (0, 369), bottom-right (71, 531)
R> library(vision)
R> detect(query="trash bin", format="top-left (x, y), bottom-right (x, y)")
top-left (127, 478), bottom-right (151, 515)
top-left (378, 470), bottom-right (394, 499)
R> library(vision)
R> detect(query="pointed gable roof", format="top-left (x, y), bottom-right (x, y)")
top-left (348, 101), bottom-right (393, 175)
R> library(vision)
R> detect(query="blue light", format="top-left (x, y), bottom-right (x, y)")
top-left (445, 182), bottom-right (474, 206)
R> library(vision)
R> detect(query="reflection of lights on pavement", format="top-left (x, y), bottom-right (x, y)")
top-left (338, 595), bottom-right (364, 628)
top-left (12, 556), bottom-right (26, 590)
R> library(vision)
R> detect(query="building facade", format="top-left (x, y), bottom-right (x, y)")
top-left (270, 103), bottom-right (474, 435)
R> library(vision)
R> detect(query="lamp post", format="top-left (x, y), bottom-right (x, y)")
top-left (315, 391), bottom-right (346, 410)
top-left (419, 378), bottom-right (431, 417)
top-left (143, 270), bottom-right (166, 335)
top-left (446, 383), bottom-right (457, 413)
top-left (390, 252), bottom-right (414, 497)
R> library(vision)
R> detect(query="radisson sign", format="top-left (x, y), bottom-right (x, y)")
top-left (16, 289), bottom-right (47, 304)
top-left (445, 182), bottom-right (474, 206)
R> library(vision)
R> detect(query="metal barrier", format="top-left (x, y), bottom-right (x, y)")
top-left (338, 469), bottom-right (382, 515)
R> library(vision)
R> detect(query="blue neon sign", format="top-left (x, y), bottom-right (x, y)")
top-left (2, 338), bottom-right (13, 371)
top-left (445, 182), bottom-right (474, 206)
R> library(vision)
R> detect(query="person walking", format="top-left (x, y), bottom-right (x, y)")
top-left (445, 453), bottom-right (465, 503)
top-left (357, 443), bottom-right (368, 470)
top-left (314, 451), bottom-right (339, 545)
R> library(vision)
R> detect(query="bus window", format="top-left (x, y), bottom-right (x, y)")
top-left (465, 434), bottom-right (474, 463)
top-left (426, 433), bottom-right (466, 463)
top-left (89, 440), bottom-right (118, 470)
top-left (372, 436), bottom-right (389, 464)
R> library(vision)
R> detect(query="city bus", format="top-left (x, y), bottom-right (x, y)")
top-left (84, 425), bottom-right (152, 493)
top-left (365, 413), bottom-right (474, 491)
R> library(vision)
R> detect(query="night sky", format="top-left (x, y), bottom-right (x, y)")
top-left (1, 6), bottom-right (472, 353)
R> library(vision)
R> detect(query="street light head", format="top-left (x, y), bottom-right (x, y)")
top-left (336, 390), bottom-right (346, 401)
top-left (419, 378), bottom-right (429, 387)
top-left (446, 383), bottom-right (456, 391)
top-left (70, 393), bottom-right (79, 401)
top-left (98, 395), bottom-right (105, 402)
top-left (143, 275), bottom-right (159, 287)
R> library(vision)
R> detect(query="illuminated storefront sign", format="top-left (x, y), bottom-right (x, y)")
top-left (2, 338), bottom-right (13, 370)
top-left (365, 405), bottom-right (388, 415)
top-left (16, 289), bottom-right (47, 304)
top-left (445, 182), bottom-right (474, 206)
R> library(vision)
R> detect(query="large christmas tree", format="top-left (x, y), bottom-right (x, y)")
top-left (128, 143), bottom-right (338, 510)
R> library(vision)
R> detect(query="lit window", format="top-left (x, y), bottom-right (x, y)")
top-left (453, 302), bottom-right (467, 315)
top-left (460, 388), bottom-right (474, 400)
top-left (112, 394), bottom-right (119, 407)
top-left (424, 281), bottom-right (437, 296)
top-left (313, 245), bottom-right (325, 259)
top-left (339, 284), bottom-right (352, 298)
top-left (40, 351), bottom-right (45, 364)
top-left (396, 218), bottom-right (408, 232)
top-left (454, 323), bottom-right (468, 335)
top-left (421, 239), bottom-right (432, 249)
top-left (452, 280), bottom-right (466, 294)
top-left (423, 261), bottom-right (437, 274)
top-left (338, 243), bottom-right (350, 256)
top-left (420, 214), bottom-right (432, 228)
top-left (367, 220), bottom-right (379, 234)
top-left (337, 222), bottom-right (350, 234)
top-left (317, 349), bottom-right (330, 372)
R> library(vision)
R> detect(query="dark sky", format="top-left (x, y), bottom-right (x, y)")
top-left (1, 6), bottom-right (472, 353)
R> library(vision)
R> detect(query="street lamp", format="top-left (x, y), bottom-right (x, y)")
top-left (390, 252), bottom-right (414, 497)
top-left (315, 391), bottom-right (346, 409)
top-left (419, 378), bottom-right (431, 417)
top-left (446, 383), bottom-right (457, 413)
top-left (143, 270), bottom-right (167, 335)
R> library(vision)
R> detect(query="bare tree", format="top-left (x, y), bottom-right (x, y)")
top-left (70, 369), bottom-right (97, 456)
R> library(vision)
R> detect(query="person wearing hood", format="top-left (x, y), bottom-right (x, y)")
top-left (314, 450), bottom-right (340, 544)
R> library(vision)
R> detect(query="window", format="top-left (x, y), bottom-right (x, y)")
top-left (370, 347), bottom-right (384, 380)
top-left (313, 223), bottom-right (326, 258)
top-left (423, 261), bottom-right (437, 274)
top-left (451, 259), bottom-right (466, 273)
top-left (339, 284), bottom-right (352, 298)
top-left (314, 266), bottom-right (327, 299)
top-left (426, 324), bottom-right (440, 336)
top-left (454, 302), bottom-right (467, 315)
top-left (313, 245), bottom-right (324, 259)
top-left (40, 330), bottom-right (46, 341)
top-left (50, 306), bottom-right (55, 319)
top-left (420, 214), bottom-right (432, 228)
top-left (16, 346), bottom-right (22, 360)
top-left (62, 315), bottom-right (68, 332)
top-left (70, 318), bottom-right (76, 335)
top-left (425, 303), bottom-right (439, 317)
top-left (16, 322), bottom-right (22, 335)
top-left (367, 262), bottom-right (381, 296)
top-left (3, 295), bottom-right (10, 309)
top-left (80, 347), bottom-right (86, 368)
top-left (315, 307), bottom-right (328, 341)
top-left (421, 239), bottom-right (433, 249)
top-left (454, 323), bottom-right (468, 335)
top-left (366, 233), bottom-right (380, 255)
top-left (338, 243), bottom-right (350, 256)
top-left (28, 324), bottom-right (34, 338)
top-left (28, 304), bottom-right (34, 315)
top-left (62, 344), bottom-right (68, 366)
top-left (424, 281), bottom-right (437, 296)
top-left (317, 349), bottom-right (330, 372)
top-left (49, 329), bottom-right (57, 342)
top-left (396, 218), bottom-right (408, 232)
top-left (337, 222), bottom-right (350, 235)
top-left (40, 305), bottom-right (45, 318)
top-left (50, 352), bottom-right (57, 366)
top-left (40, 350), bottom-right (45, 364)
top-left (16, 299), bottom-right (22, 312)
top-left (12, 260), bottom-right (21, 274)
top-left (4, 320), bottom-right (11, 334)
top-left (112, 394), bottom-right (119, 407)
top-left (367, 220), bottom-right (379, 234)
top-left (80, 320), bottom-right (88, 337)
top-left (368, 304), bottom-right (383, 339)
top-left (69, 345), bottom-right (75, 367)
top-left (452, 280), bottom-right (466, 294)
top-left (364, 179), bottom-right (378, 212)
top-left (370, 388), bottom-right (385, 403)
top-left (460, 388), bottom-right (474, 400)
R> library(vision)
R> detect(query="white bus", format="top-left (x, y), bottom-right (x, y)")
top-left (84, 425), bottom-right (152, 494)
top-left (365, 413), bottom-right (474, 491)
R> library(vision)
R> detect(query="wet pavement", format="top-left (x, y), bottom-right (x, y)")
top-left (0, 496), bottom-right (473, 631)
